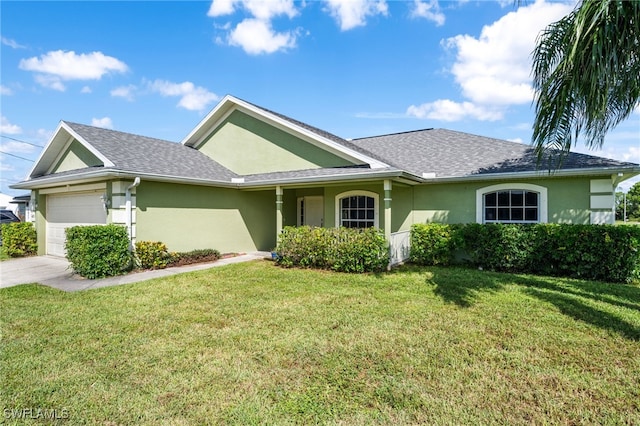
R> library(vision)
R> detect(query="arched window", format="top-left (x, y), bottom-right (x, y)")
top-left (476, 184), bottom-right (547, 224)
top-left (335, 191), bottom-right (379, 228)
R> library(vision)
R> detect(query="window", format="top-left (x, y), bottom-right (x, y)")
top-left (476, 183), bottom-right (548, 224)
top-left (483, 190), bottom-right (539, 223)
top-left (335, 191), bottom-right (378, 229)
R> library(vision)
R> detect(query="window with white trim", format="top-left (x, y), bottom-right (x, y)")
top-left (483, 189), bottom-right (539, 223)
top-left (476, 183), bottom-right (548, 224)
top-left (335, 191), bottom-right (379, 228)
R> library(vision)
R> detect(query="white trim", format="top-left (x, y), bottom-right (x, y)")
top-left (476, 183), bottom-right (548, 224)
top-left (335, 190), bottom-right (379, 228)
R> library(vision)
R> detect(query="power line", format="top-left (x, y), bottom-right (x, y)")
top-left (0, 150), bottom-right (35, 162)
top-left (0, 134), bottom-right (45, 148)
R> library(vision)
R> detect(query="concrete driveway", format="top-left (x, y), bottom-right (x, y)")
top-left (0, 252), bottom-right (270, 292)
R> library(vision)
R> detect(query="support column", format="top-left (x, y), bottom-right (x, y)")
top-left (384, 180), bottom-right (392, 241)
top-left (276, 186), bottom-right (283, 241)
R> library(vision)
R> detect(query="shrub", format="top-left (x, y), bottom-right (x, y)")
top-left (410, 223), bottom-right (456, 266)
top-left (456, 223), bottom-right (534, 273)
top-left (65, 224), bottom-right (132, 279)
top-left (409, 223), bottom-right (640, 283)
top-left (135, 241), bottom-right (172, 269)
top-left (275, 226), bottom-right (389, 273)
top-left (0, 222), bottom-right (37, 257)
top-left (169, 249), bottom-right (221, 267)
top-left (528, 224), bottom-right (640, 283)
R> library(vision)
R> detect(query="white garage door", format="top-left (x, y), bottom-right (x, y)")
top-left (46, 192), bottom-right (107, 257)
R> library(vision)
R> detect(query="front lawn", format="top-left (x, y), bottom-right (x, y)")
top-left (1, 262), bottom-right (639, 424)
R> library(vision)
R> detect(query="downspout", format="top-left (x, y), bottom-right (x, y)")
top-left (126, 177), bottom-right (141, 251)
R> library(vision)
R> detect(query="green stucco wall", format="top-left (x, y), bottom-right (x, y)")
top-left (412, 177), bottom-right (592, 225)
top-left (51, 139), bottom-right (102, 173)
top-left (135, 181), bottom-right (276, 253)
top-left (35, 191), bottom-right (46, 255)
top-left (197, 110), bottom-right (356, 175)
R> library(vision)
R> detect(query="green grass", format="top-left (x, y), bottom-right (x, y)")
top-left (2, 262), bottom-right (639, 424)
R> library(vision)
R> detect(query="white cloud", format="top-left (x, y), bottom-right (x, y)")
top-left (406, 100), bottom-right (503, 122)
top-left (324, 0), bottom-right (388, 31)
top-left (81, 86), bottom-right (92, 94)
top-left (209, 0), bottom-right (300, 54)
top-left (34, 74), bottom-right (66, 91)
top-left (0, 116), bottom-right (22, 135)
top-left (444, 0), bottom-right (573, 106)
top-left (0, 85), bottom-right (13, 96)
top-left (91, 117), bottom-right (114, 129)
top-left (19, 50), bottom-right (128, 90)
top-left (228, 19), bottom-right (297, 54)
top-left (208, 0), bottom-right (237, 16)
top-left (1, 37), bottom-right (26, 49)
top-left (411, 0), bottom-right (445, 26)
top-left (208, 0), bottom-right (297, 19)
top-left (406, 0), bottom-right (574, 123)
top-left (148, 79), bottom-right (219, 111)
top-left (111, 84), bottom-right (137, 101)
top-left (507, 137), bottom-right (524, 143)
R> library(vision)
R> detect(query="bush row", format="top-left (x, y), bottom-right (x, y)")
top-left (65, 225), bottom-right (221, 278)
top-left (1, 222), bottom-right (38, 257)
top-left (275, 226), bottom-right (389, 273)
top-left (410, 223), bottom-right (640, 283)
top-left (135, 241), bottom-right (221, 269)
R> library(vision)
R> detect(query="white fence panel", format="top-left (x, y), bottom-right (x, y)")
top-left (389, 230), bottom-right (411, 266)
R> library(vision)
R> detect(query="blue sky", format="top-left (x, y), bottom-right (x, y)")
top-left (1, 0), bottom-right (638, 198)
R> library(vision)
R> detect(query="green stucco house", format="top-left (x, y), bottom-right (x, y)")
top-left (12, 95), bottom-right (640, 262)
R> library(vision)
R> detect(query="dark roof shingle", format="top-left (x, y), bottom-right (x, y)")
top-left (65, 122), bottom-right (238, 181)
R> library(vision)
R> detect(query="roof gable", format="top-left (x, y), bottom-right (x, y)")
top-left (182, 95), bottom-right (389, 170)
top-left (196, 109), bottom-right (357, 175)
top-left (29, 121), bottom-right (113, 178)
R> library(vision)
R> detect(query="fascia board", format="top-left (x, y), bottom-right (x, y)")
top-left (10, 169), bottom-right (239, 190)
top-left (182, 95), bottom-right (389, 169)
top-left (417, 165), bottom-right (640, 184)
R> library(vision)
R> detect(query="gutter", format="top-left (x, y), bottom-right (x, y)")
top-left (125, 177), bottom-right (141, 251)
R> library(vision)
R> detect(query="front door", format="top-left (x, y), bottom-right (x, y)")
top-left (299, 196), bottom-right (324, 227)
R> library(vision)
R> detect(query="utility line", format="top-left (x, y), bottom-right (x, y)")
top-left (0, 134), bottom-right (45, 148)
top-left (0, 150), bottom-right (35, 162)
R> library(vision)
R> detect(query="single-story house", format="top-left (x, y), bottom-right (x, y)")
top-left (11, 95), bottom-right (640, 261)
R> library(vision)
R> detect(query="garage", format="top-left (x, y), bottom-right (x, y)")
top-left (46, 192), bottom-right (107, 257)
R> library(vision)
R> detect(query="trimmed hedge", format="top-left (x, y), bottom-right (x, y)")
top-left (65, 224), bottom-right (132, 279)
top-left (275, 226), bottom-right (389, 273)
top-left (410, 223), bottom-right (640, 283)
top-left (0, 222), bottom-right (37, 257)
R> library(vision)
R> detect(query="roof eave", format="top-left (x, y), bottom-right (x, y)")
top-left (10, 169), bottom-right (240, 190)
top-left (418, 165), bottom-right (640, 184)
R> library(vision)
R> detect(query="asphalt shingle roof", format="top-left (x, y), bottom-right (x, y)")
top-left (26, 110), bottom-right (637, 188)
top-left (350, 128), bottom-right (637, 178)
top-left (65, 122), bottom-right (238, 181)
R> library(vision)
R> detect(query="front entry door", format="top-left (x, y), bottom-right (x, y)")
top-left (299, 196), bottom-right (324, 227)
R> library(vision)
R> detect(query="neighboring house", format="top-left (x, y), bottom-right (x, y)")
top-left (11, 95), bottom-right (640, 259)
top-left (10, 194), bottom-right (34, 222)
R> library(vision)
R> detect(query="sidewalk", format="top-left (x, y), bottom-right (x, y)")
top-left (0, 252), bottom-right (271, 292)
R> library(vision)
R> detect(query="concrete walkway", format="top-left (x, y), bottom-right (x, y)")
top-left (0, 252), bottom-right (271, 292)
